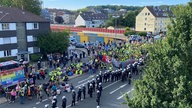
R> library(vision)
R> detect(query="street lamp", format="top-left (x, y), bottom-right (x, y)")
top-left (112, 15), bottom-right (119, 42)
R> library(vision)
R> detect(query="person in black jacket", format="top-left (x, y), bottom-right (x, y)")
top-left (71, 90), bottom-right (76, 106)
top-left (96, 90), bottom-right (101, 106)
top-left (62, 96), bottom-right (67, 108)
top-left (52, 96), bottom-right (57, 108)
top-left (77, 87), bottom-right (82, 101)
top-left (82, 85), bottom-right (86, 99)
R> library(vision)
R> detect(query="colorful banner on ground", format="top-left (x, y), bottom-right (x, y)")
top-left (0, 67), bottom-right (25, 86)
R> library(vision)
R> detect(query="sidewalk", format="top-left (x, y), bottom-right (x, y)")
top-left (0, 97), bottom-right (7, 104)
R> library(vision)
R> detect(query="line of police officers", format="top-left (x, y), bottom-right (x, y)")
top-left (49, 57), bottom-right (144, 108)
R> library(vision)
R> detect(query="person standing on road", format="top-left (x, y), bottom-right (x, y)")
top-left (62, 96), bottom-right (67, 108)
top-left (128, 72), bottom-right (132, 85)
top-left (52, 96), bottom-right (57, 108)
top-left (98, 83), bottom-right (103, 97)
top-left (82, 85), bottom-right (86, 99)
top-left (77, 87), bottom-right (82, 101)
top-left (89, 84), bottom-right (93, 98)
top-left (19, 89), bottom-right (25, 104)
top-left (71, 90), bottom-right (76, 106)
top-left (96, 90), bottom-right (101, 106)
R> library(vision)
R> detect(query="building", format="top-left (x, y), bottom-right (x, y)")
top-left (75, 12), bottom-right (108, 28)
top-left (58, 11), bottom-right (76, 24)
top-left (0, 7), bottom-right (50, 59)
top-left (135, 6), bottom-right (174, 35)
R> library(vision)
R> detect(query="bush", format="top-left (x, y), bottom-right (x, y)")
top-left (137, 32), bottom-right (147, 37)
top-left (30, 53), bottom-right (42, 62)
top-left (0, 56), bottom-right (17, 62)
top-left (124, 31), bottom-right (136, 36)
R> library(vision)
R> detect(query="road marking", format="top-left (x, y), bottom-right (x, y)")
top-left (109, 84), bottom-right (127, 94)
top-left (75, 81), bottom-right (88, 88)
top-left (78, 75), bottom-right (94, 83)
top-left (117, 88), bottom-right (134, 100)
top-left (103, 80), bottom-right (120, 90)
top-left (42, 98), bottom-right (48, 102)
top-left (36, 102), bottom-right (40, 105)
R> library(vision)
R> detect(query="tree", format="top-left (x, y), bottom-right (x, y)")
top-left (123, 10), bottom-right (140, 27)
top-left (0, 0), bottom-right (42, 15)
top-left (37, 31), bottom-right (70, 54)
top-left (55, 16), bottom-right (64, 24)
top-left (126, 3), bottom-right (192, 108)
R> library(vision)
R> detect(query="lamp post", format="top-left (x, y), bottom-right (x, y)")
top-left (112, 15), bottom-right (119, 42)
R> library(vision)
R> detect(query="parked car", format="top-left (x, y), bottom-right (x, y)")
top-left (75, 43), bottom-right (85, 48)
top-left (69, 37), bottom-right (77, 45)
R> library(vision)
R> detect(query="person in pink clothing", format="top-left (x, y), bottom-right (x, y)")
top-left (10, 89), bottom-right (16, 103)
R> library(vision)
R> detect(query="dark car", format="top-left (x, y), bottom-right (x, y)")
top-left (75, 43), bottom-right (85, 48)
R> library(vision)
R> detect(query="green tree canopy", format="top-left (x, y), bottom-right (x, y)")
top-left (0, 0), bottom-right (42, 15)
top-left (37, 31), bottom-right (70, 54)
top-left (126, 3), bottom-right (192, 108)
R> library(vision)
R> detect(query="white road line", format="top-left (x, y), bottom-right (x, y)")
top-left (36, 102), bottom-right (40, 105)
top-left (42, 98), bottom-right (48, 102)
top-left (103, 80), bottom-right (120, 90)
top-left (109, 84), bottom-right (127, 94)
top-left (75, 81), bottom-right (88, 88)
top-left (117, 88), bottom-right (134, 100)
top-left (78, 75), bottom-right (94, 83)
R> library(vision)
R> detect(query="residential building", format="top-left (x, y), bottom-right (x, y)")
top-left (135, 6), bottom-right (174, 35)
top-left (75, 12), bottom-right (108, 28)
top-left (0, 6), bottom-right (50, 59)
top-left (58, 11), bottom-right (76, 24)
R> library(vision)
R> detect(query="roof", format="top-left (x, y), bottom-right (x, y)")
top-left (146, 6), bottom-right (174, 17)
top-left (0, 60), bottom-right (18, 67)
top-left (0, 6), bottom-right (50, 23)
top-left (80, 12), bottom-right (108, 21)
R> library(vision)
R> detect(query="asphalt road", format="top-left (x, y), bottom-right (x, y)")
top-left (0, 69), bottom-right (136, 108)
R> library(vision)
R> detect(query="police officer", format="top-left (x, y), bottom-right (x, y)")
top-left (89, 84), bottom-right (93, 98)
top-left (128, 72), bottom-right (132, 85)
top-left (98, 83), bottom-right (103, 96)
top-left (103, 72), bottom-right (107, 83)
top-left (71, 90), bottom-right (76, 106)
top-left (52, 96), bottom-right (57, 108)
top-left (77, 87), bottom-right (82, 101)
top-left (62, 96), bottom-right (67, 108)
top-left (92, 79), bottom-right (96, 92)
top-left (87, 81), bottom-right (90, 94)
top-left (96, 90), bottom-right (101, 106)
top-left (82, 85), bottom-right (86, 99)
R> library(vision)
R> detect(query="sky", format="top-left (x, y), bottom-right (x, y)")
top-left (42, 0), bottom-right (190, 10)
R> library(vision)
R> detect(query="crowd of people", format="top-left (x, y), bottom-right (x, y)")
top-left (0, 39), bottom-right (147, 108)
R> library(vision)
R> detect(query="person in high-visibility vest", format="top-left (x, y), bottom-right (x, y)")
top-left (80, 69), bottom-right (83, 75)
top-left (19, 89), bottom-right (24, 104)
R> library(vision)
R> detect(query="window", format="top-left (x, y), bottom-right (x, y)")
top-left (148, 13), bottom-right (150, 15)
top-left (155, 28), bottom-right (157, 30)
top-left (144, 23), bottom-right (146, 26)
top-left (33, 23), bottom-right (38, 29)
top-left (4, 50), bottom-right (11, 57)
top-left (145, 13), bottom-right (147, 15)
top-left (3, 37), bottom-right (11, 44)
top-left (2, 23), bottom-right (9, 30)
top-left (144, 28), bottom-right (146, 30)
top-left (145, 18), bottom-right (147, 20)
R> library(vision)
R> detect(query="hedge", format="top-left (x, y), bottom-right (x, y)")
top-left (30, 53), bottom-right (42, 62)
top-left (0, 56), bottom-right (17, 62)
